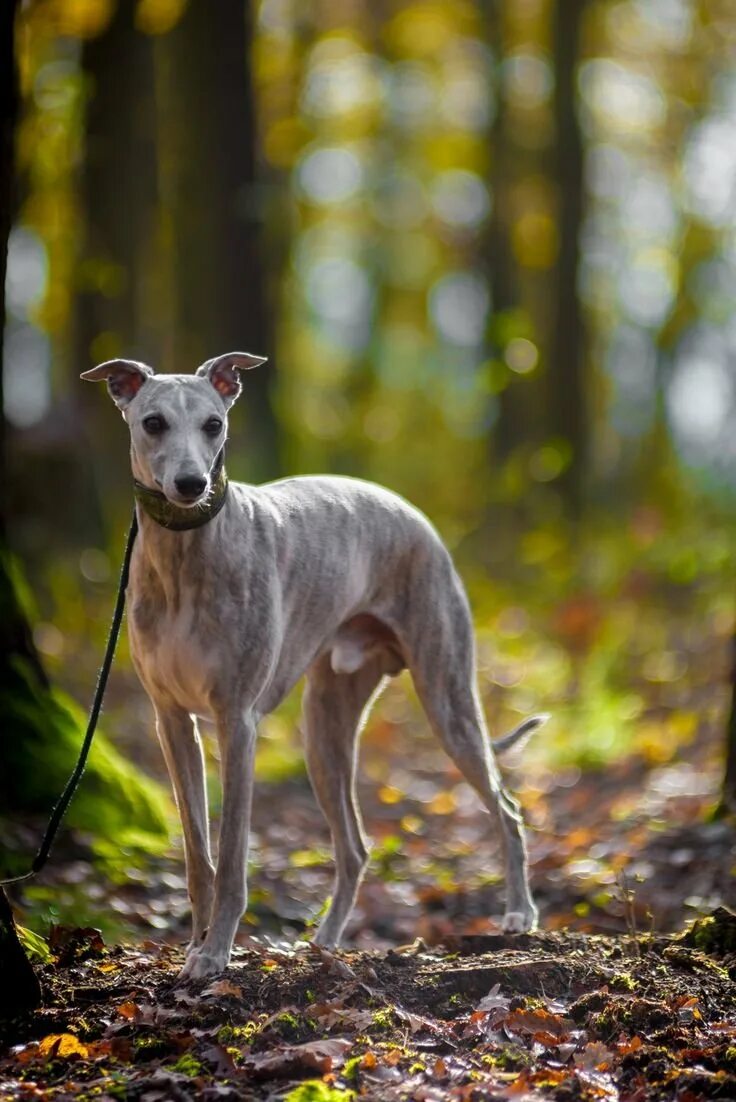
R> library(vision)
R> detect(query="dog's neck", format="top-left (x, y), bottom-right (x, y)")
top-left (132, 449), bottom-right (229, 532)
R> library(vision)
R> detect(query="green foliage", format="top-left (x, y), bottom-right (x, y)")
top-left (16, 924), bottom-right (51, 964)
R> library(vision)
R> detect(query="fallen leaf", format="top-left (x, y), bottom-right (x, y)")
top-left (477, 983), bottom-right (510, 1013)
top-left (202, 978), bottom-right (242, 998)
top-left (244, 1038), bottom-right (352, 1079)
top-left (617, 1036), bottom-right (644, 1054)
top-left (504, 1009), bottom-right (574, 1040)
top-left (38, 1034), bottom-right (89, 1060)
top-left (116, 1001), bottom-right (139, 1020)
top-left (574, 1042), bottom-right (614, 1070)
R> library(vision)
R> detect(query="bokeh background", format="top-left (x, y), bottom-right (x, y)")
top-left (2, 0), bottom-right (735, 944)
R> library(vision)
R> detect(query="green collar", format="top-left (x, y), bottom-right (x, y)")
top-left (134, 453), bottom-right (229, 531)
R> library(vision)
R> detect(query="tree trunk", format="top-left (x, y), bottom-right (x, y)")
top-left (0, 0), bottom-right (43, 1015)
top-left (486, 0), bottom-right (524, 463)
top-left (156, 0), bottom-right (280, 482)
top-left (548, 0), bottom-right (587, 515)
top-left (73, 0), bottom-right (160, 526)
top-left (719, 632), bottom-right (736, 815)
top-left (1, 2), bottom-right (170, 901)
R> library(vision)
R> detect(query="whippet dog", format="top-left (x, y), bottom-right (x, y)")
top-left (82, 353), bottom-right (546, 980)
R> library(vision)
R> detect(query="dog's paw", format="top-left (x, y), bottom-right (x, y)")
top-left (178, 948), bottom-right (229, 982)
top-left (502, 907), bottom-right (538, 934)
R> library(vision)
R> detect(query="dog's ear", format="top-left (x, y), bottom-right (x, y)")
top-left (196, 352), bottom-right (268, 407)
top-left (80, 359), bottom-right (153, 410)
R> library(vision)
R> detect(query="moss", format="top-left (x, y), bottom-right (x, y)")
top-left (134, 1035), bottom-right (176, 1062)
top-left (679, 909), bottom-right (736, 955)
top-left (217, 1020), bottom-right (262, 1045)
top-left (167, 1053), bottom-right (203, 1078)
top-left (274, 1011), bottom-right (303, 1039)
top-left (342, 1055), bottom-right (362, 1082)
top-left (609, 972), bottom-right (637, 992)
top-left (482, 1048), bottom-right (533, 1070)
top-left (371, 1007), bottom-right (395, 1031)
top-left (0, 658), bottom-right (171, 875)
top-left (284, 1082), bottom-right (354, 1102)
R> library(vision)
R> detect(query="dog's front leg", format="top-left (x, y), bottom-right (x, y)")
top-left (155, 706), bottom-right (215, 951)
top-left (179, 710), bottom-right (257, 980)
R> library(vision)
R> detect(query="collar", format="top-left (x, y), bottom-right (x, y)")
top-left (133, 450), bottom-right (229, 531)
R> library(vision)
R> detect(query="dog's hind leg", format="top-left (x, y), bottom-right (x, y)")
top-left (302, 651), bottom-right (388, 948)
top-left (401, 568), bottom-right (538, 933)
top-left (155, 706), bottom-right (215, 949)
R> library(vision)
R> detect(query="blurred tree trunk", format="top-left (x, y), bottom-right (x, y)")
top-left (720, 633), bottom-right (736, 815)
top-left (1, 3), bottom-right (169, 887)
top-left (0, 1), bottom-right (47, 696)
top-left (73, 0), bottom-right (160, 525)
top-left (0, 0), bottom-right (43, 1015)
top-left (157, 0), bottom-right (280, 482)
top-left (548, 0), bottom-right (587, 515)
top-left (486, 0), bottom-right (524, 463)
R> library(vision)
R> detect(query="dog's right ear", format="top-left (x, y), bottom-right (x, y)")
top-left (80, 359), bottom-right (153, 410)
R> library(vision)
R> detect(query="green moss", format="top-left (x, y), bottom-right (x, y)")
top-left (371, 1007), bottom-right (395, 1031)
top-left (682, 910), bottom-right (736, 955)
top-left (134, 1035), bottom-right (171, 1061)
top-left (167, 1053), bottom-right (203, 1078)
top-left (342, 1055), bottom-right (362, 1082)
top-left (609, 972), bottom-right (637, 992)
top-left (0, 658), bottom-right (171, 875)
top-left (482, 1047), bottom-right (532, 1070)
top-left (274, 1011), bottom-right (304, 1039)
top-left (284, 1082), bottom-right (354, 1102)
top-left (217, 1020), bottom-right (262, 1045)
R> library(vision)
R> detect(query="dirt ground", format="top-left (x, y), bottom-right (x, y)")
top-left (3, 651), bottom-right (736, 1099)
top-left (2, 910), bottom-right (736, 1101)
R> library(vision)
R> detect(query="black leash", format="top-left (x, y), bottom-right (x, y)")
top-left (1, 509), bottom-right (139, 887)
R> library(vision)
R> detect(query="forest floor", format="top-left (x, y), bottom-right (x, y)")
top-left (1, 911), bottom-right (735, 1101)
top-left (2, 718), bottom-right (735, 1102)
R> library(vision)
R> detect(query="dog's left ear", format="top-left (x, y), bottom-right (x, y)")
top-left (196, 352), bottom-right (268, 408)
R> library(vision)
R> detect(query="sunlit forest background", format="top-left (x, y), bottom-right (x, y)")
top-left (2, 0), bottom-right (735, 942)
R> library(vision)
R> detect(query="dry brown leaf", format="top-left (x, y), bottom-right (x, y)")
top-left (505, 1008), bottom-right (574, 1039)
top-left (574, 1041), bottom-right (614, 1070)
top-left (202, 978), bottom-right (242, 998)
top-left (244, 1038), bottom-right (352, 1079)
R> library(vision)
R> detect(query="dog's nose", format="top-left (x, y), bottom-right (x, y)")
top-left (174, 475), bottom-right (207, 499)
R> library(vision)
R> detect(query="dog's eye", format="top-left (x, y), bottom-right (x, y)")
top-left (142, 415), bottom-right (167, 435)
top-left (203, 417), bottom-right (223, 435)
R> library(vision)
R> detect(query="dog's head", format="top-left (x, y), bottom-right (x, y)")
top-left (81, 353), bottom-right (267, 507)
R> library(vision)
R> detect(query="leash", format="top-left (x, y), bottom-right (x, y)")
top-left (0, 510), bottom-right (139, 887)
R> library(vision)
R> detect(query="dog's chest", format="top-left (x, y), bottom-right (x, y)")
top-left (128, 571), bottom-right (226, 715)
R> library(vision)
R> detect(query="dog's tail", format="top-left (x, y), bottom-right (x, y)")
top-left (493, 713), bottom-right (549, 755)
